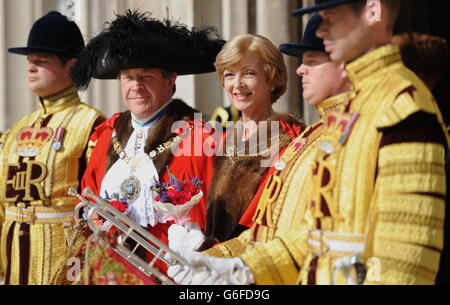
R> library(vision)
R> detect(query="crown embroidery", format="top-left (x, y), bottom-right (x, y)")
top-left (319, 111), bottom-right (359, 154)
top-left (15, 117), bottom-right (54, 157)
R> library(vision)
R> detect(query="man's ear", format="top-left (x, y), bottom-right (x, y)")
top-left (64, 58), bottom-right (78, 74)
top-left (366, 0), bottom-right (382, 24)
top-left (169, 72), bottom-right (178, 87)
top-left (168, 72), bottom-right (178, 95)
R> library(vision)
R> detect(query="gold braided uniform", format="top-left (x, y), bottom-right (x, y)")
top-left (203, 92), bottom-right (349, 284)
top-left (0, 86), bottom-right (104, 285)
top-left (205, 45), bottom-right (449, 285)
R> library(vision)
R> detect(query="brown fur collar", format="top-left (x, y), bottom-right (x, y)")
top-left (202, 112), bottom-right (302, 247)
top-left (105, 99), bottom-right (196, 177)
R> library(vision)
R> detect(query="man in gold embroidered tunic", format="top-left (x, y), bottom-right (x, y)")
top-left (209, 0), bottom-right (448, 285)
top-left (291, 0), bottom-right (449, 285)
top-left (166, 13), bottom-right (352, 285)
top-left (0, 11), bottom-right (105, 285)
top-left (169, 0), bottom-right (449, 285)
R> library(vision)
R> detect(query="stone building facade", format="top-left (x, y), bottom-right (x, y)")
top-left (0, 0), bottom-right (323, 132)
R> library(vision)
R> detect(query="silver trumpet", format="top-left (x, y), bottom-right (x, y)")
top-left (68, 186), bottom-right (195, 285)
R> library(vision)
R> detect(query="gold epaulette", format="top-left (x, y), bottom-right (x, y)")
top-left (376, 72), bottom-right (450, 147)
top-left (377, 74), bottom-right (434, 129)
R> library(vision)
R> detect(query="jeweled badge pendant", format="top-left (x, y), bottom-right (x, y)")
top-left (120, 175), bottom-right (141, 203)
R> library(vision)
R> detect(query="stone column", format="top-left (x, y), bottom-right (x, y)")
top-left (76, 0), bottom-right (125, 118)
top-left (222, 0), bottom-right (249, 39)
top-left (220, 0), bottom-right (249, 108)
top-left (2, 0), bottom-right (38, 129)
top-left (162, 0), bottom-right (224, 118)
top-left (0, 0), bottom-right (6, 131)
top-left (255, 0), bottom-right (300, 116)
top-left (192, 0), bottom-right (223, 118)
top-left (167, 0), bottom-right (196, 109)
top-left (301, 0), bottom-right (320, 125)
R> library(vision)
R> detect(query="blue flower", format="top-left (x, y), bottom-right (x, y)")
top-left (166, 166), bottom-right (182, 192)
top-left (159, 190), bottom-right (170, 202)
top-left (189, 177), bottom-right (203, 189)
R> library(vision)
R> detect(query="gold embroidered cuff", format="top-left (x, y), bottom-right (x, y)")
top-left (241, 238), bottom-right (299, 285)
top-left (202, 239), bottom-right (242, 258)
top-left (203, 229), bottom-right (252, 258)
top-left (202, 245), bottom-right (226, 257)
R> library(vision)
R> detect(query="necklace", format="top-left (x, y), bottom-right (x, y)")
top-left (111, 125), bottom-right (194, 202)
top-left (223, 126), bottom-right (291, 163)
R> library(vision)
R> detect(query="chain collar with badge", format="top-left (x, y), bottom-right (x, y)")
top-left (111, 125), bottom-right (194, 203)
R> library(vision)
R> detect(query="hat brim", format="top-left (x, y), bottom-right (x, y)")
top-left (279, 43), bottom-right (325, 58)
top-left (8, 47), bottom-right (69, 56)
top-left (291, 0), bottom-right (361, 17)
top-left (93, 53), bottom-right (220, 80)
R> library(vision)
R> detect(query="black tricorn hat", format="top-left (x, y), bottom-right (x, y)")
top-left (291, 0), bottom-right (362, 17)
top-left (71, 10), bottom-right (226, 90)
top-left (279, 13), bottom-right (325, 58)
top-left (8, 11), bottom-right (84, 58)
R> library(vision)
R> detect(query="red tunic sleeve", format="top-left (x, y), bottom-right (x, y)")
top-left (80, 113), bottom-right (121, 197)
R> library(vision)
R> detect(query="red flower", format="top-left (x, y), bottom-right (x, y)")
top-left (171, 191), bottom-right (192, 205)
top-left (181, 182), bottom-right (199, 196)
top-left (167, 188), bottom-right (178, 200)
top-left (152, 173), bottom-right (202, 206)
top-left (110, 200), bottom-right (128, 213)
top-left (165, 188), bottom-right (189, 205)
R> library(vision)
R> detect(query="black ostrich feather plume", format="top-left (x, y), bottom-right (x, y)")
top-left (70, 31), bottom-right (112, 90)
top-left (71, 9), bottom-right (225, 91)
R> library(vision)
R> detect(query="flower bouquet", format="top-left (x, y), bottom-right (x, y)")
top-left (151, 167), bottom-right (203, 226)
top-left (104, 196), bottom-right (129, 235)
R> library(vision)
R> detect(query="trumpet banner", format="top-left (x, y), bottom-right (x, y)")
top-left (51, 226), bottom-right (159, 285)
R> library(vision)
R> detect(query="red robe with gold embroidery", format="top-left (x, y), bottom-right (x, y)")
top-left (78, 100), bottom-right (216, 282)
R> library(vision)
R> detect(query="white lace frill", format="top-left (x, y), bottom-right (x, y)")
top-left (98, 121), bottom-right (165, 229)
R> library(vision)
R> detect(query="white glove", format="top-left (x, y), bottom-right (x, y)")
top-left (168, 222), bottom-right (205, 252)
top-left (167, 249), bottom-right (255, 285)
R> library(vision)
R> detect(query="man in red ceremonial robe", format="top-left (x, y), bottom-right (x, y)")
top-left (58, 10), bottom-right (224, 285)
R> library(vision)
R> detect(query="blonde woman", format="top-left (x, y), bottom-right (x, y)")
top-left (198, 34), bottom-right (303, 250)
